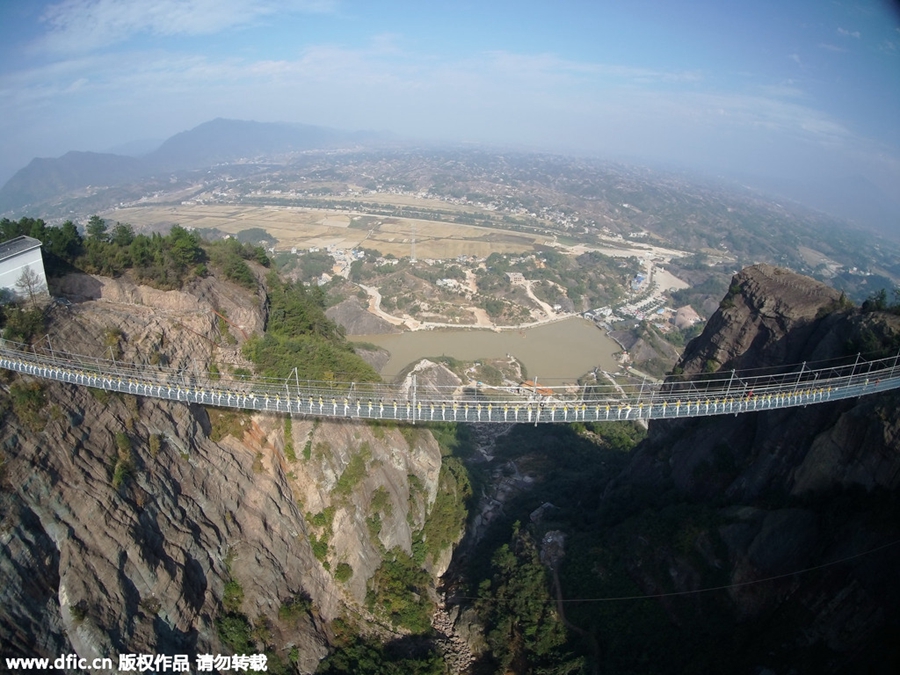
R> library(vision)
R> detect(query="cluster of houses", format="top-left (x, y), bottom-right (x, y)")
top-left (584, 300), bottom-right (701, 333)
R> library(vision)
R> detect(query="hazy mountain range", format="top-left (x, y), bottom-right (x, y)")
top-left (0, 118), bottom-right (386, 213)
top-left (1, 117), bottom-right (897, 238)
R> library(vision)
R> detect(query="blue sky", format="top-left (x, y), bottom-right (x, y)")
top-left (1, 0), bottom-right (898, 206)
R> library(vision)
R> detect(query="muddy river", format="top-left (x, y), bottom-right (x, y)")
top-left (350, 317), bottom-right (620, 382)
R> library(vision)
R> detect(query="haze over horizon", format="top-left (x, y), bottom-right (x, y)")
top-left (1, 0), bottom-right (899, 227)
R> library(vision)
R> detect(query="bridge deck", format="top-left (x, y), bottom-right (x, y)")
top-left (1, 342), bottom-right (898, 424)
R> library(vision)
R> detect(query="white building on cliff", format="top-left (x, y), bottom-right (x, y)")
top-left (0, 235), bottom-right (47, 303)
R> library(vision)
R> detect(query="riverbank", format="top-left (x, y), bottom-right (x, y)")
top-left (349, 316), bottom-right (621, 382)
top-left (358, 281), bottom-right (581, 333)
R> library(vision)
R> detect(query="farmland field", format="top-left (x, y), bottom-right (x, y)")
top-left (104, 204), bottom-right (553, 258)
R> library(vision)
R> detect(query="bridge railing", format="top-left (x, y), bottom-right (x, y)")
top-left (1, 339), bottom-right (898, 422)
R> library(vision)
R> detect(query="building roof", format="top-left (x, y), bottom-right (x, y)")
top-left (520, 380), bottom-right (554, 397)
top-left (0, 236), bottom-right (43, 263)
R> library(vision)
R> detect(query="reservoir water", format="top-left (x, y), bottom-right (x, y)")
top-left (350, 317), bottom-right (620, 383)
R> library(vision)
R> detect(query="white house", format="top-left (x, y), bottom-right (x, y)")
top-left (0, 235), bottom-right (48, 303)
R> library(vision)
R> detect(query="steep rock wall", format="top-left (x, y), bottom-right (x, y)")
top-left (599, 264), bottom-right (900, 672)
top-left (0, 272), bottom-right (447, 671)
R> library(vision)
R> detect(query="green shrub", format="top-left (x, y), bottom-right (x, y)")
top-left (278, 593), bottom-right (311, 623)
top-left (367, 548), bottom-right (434, 634)
top-left (115, 431), bottom-right (131, 453)
top-left (309, 507), bottom-right (335, 530)
top-left (307, 507), bottom-right (335, 563)
top-left (334, 563), bottom-right (353, 583)
top-left (241, 272), bottom-right (379, 382)
top-left (217, 314), bottom-right (238, 345)
top-left (1, 306), bottom-right (45, 342)
top-left (69, 602), bottom-right (88, 623)
top-left (366, 515), bottom-right (383, 550)
top-left (76, 224), bottom-right (205, 289)
top-left (216, 614), bottom-right (253, 654)
top-left (88, 387), bottom-right (112, 404)
top-left (148, 434), bottom-right (162, 457)
top-left (422, 457), bottom-right (471, 561)
top-left (333, 445), bottom-right (371, 499)
top-left (316, 635), bottom-right (444, 675)
top-left (111, 432), bottom-right (133, 489)
top-left (223, 579), bottom-right (244, 613)
top-left (284, 416), bottom-right (296, 462)
top-left (370, 486), bottom-right (392, 517)
top-left (310, 534), bottom-right (329, 562)
top-left (243, 333), bottom-right (378, 382)
top-left (9, 381), bottom-right (46, 431)
top-left (206, 238), bottom-right (259, 288)
top-left (207, 408), bottom-right (248, 442)
top-left (103, 326), bottom-right (123, 348)
top-left (475, 532), bottom-right (577, 673)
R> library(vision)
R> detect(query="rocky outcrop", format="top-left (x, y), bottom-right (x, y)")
top-left (0, 272), bottom-right (449, 669)
top-left (1, 384), bottom-right (329, 666)
top-left (401, 359), bottom-right (463, 400)
top-left (620, 265), bottom-right (900, 502)
top-left (325, 296), bottom-right (401, 336)
top-left (50, 271), bottom-right (265, 372)
top-left (600, 264), bottom-right (900, 672)
top-left (676, 263), bottom-right (844, 374)
top-left (286, 417), bottom-right (442, 599)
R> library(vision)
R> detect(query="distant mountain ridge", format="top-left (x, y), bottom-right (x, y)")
top-left (0, 151), bottom-right (145, 212)
top-left (146, 118), bottom-right (379, 169)
top-left (0, 118), bottom-right (381, 213)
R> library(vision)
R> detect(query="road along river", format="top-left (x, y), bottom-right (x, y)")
top-left (350, 317), bottom-right (620, 383)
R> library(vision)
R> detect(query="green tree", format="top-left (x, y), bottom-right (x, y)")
top-left (86, 215), bottom-right (108, 241)
top-left (476, 532), bottom-right (581, 673)
top-left (43, 220), bottom-right (83, 266)
top-left (168, 225), bottom-right (202, 267)
top-left (110, 222), bottom-right (135, 247)
top-left (367, 548), bottom-right (434, 633)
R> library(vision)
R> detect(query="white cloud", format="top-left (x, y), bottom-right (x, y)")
top-left (628, 89), bottom-right (852, 146)
top-left (837, 27), bottom-right (861, 38)
top-left (818, 43), bottom-right (847, 52)
top-left (2, 28), bottom-right (891, 190)
top-left (35, 0), bottom-right (336, 53)
top-left (0, 40), bottom-right (853, 149)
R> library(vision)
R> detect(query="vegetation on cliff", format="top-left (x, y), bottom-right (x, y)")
top-left (0, 215), bottom-right (377, 382)
top-left (476, 529), bottom-right (583, 674)
top-left (0, 304), bottom-right (45, 343)
top-left (242, 271), bottom-right (379, 381)
top-left (317, 621), bottom-right (443, 675)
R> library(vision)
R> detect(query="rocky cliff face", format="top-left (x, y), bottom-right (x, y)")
top-left (676, 262), bottom-right (844, 374)
top-left (325, 296), bottom-right (401, 336)
top-left (600, 264), bottom-right (900, 673)
top-left (619, 263), bottom-right (900, 501)
top-left (0, 271), bottom-right (447, 671)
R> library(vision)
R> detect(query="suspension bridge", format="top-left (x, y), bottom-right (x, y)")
top-left (1, 340), bottom-right (899, 425)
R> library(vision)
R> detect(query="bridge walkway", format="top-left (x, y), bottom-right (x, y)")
top-left (1, 341), bottom-right (898, 425)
